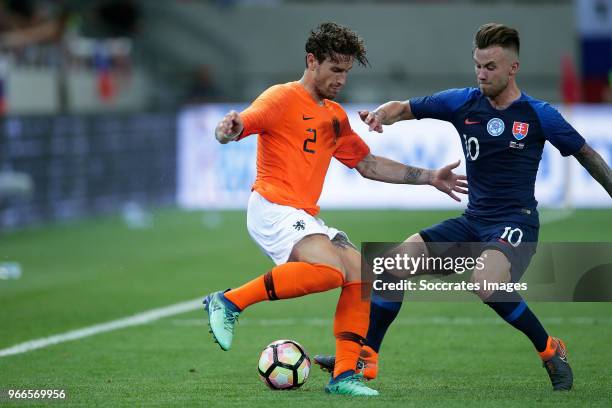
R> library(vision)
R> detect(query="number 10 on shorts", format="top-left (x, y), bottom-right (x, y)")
top-left (500, 227), bottom-right (523, 247)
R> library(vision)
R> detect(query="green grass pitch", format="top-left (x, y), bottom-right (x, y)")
top-left (1, 208), bottom-right (611, 407)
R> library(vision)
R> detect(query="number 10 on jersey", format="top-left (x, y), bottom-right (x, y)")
top-left (462, 134), bottom-right (479, 161)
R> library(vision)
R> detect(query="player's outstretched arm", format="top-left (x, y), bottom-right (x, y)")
top-left (358, 101), bottom-right (415, 133)
top-left (574, 143), bottom-right (612, 198)
top-left (355, 154), bottom-right (467, 201)
top-left (215, 110), bottom-right (244, 144)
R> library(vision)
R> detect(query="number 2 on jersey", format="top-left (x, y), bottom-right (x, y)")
top-left (303, 128), bottom-right (316, 154)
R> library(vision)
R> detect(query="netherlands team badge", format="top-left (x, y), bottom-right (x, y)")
top-left (512, 121), bottom-right (529, 140)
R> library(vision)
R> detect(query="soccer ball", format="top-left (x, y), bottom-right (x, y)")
top-left (257, 339), bottom-right (311, 390)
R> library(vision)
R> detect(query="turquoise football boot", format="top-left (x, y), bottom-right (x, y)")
top-left (203, 291), bottom-right (240, 351)
top-left (325, 373), bottom-right (379, 396)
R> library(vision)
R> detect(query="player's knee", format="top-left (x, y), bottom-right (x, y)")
top-left (381, 233), bottom-right (429, 278)
top-left (404, 233), bottom-right (429, 261)
top-left (408, 233), bottom-right (426, 244)
top-left (471, 251), bottom-right (511, 300)
top-left (470, 270), bottom-right (494, 300)
top-left (340, 248), bottom-right (363, 282)
top-left (329, 236), bottom-right (360, 281)
top-left (328, 259), bottom-right (347, 278)
top-left (344, 267), bottom-right (360, 282)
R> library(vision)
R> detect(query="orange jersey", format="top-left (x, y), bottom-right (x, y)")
top-left (238, 81), bottom-right (370, 216)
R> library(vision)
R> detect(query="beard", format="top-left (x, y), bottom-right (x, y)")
top-left (313, 79), bottom-right (339, 100)
top-left (480, 78), bottom-right (508, 98)
top-left (315, 85), bottom-right (336, 100)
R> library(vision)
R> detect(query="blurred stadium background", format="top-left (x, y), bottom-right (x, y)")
top-left (1, 0), bottom-right (611, 406)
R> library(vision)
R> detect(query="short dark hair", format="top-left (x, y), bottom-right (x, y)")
top-left (474, 23), bottom-right (520, 55)
top-left (305, 22), bottom-right (369, 67)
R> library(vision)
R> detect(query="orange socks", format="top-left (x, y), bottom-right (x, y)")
top-left (359, 345), bottom-right (379, 379)
top-left (538, 336), bottom-right (565, 361)
top-left (333, 281), bottom-right (371, 378)
top-left (223, 262), bottom-right (344, 310)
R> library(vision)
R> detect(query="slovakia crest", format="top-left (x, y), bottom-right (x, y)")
top-left (486, 118), bottom-right (505, 136)
top-left (512, 121), bottom-right (529, 140)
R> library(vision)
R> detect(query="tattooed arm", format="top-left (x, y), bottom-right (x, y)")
top-left (355, 154), bottom-right (428, 184)
top-left (574, 143), bottom-right (612, 198)
top-left (355, 154), bottom-right (468, 201)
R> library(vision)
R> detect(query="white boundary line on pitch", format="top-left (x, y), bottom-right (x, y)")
top-left (0, 298), bottom-right (203, 358)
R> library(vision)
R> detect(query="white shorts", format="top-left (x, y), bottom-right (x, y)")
top-left (246, 191), bottom-right (349, 265)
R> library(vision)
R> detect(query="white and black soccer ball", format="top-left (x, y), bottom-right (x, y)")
top-left (257, 339), bottom-right (311, 390)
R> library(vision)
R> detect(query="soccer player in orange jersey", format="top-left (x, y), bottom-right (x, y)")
top-left (203, 22), bottom-right (468, 396)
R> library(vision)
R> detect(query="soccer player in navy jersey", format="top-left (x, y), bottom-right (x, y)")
top-left (314, 23), bottom-right (612, 391)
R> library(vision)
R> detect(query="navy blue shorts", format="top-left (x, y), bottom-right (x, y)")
top-left (419, 215), bottom-right (539, 282)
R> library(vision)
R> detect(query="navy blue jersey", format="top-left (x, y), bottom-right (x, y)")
top-left (409, 88), bottom-right (585, 227)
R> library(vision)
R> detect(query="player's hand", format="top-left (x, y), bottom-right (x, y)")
top-left (358, 110), bottom-right (384, 133)
top-left (429, 160), bottom-right (468, 202)
top-left (215, 110), bottom-right (244, 144)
